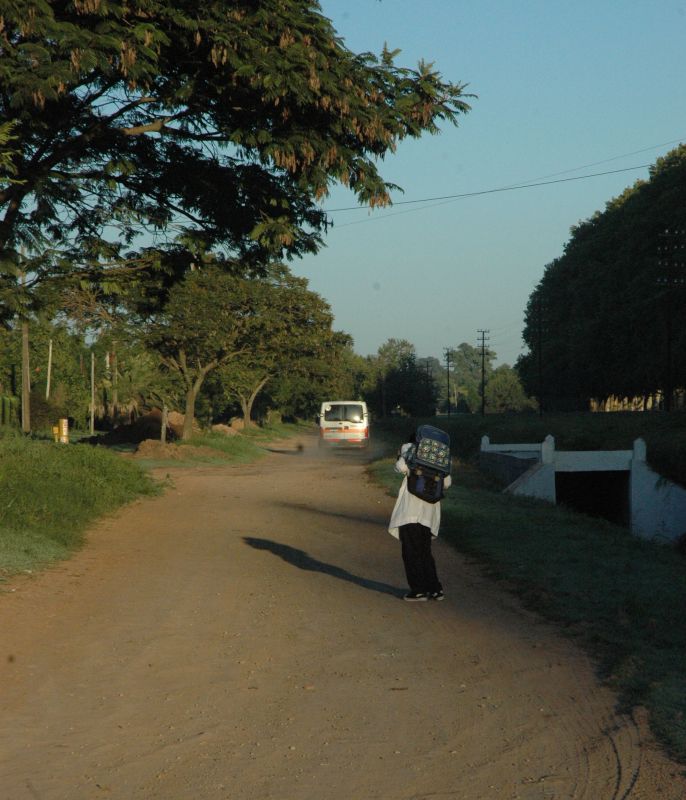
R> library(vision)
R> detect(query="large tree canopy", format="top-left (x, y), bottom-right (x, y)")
top-left (517, 145), bottom-right (686, 411)
top-left (365, 338), bottom-right (437, 417)
top-left (214, 263), bottom-right (335, 423)
top-left (0, 0), bottom-right (471, 281)
top-left (144, 266), bottom-right (268, 439)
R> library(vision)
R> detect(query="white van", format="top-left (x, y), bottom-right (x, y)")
top-left (318, 401), bottom-right (370, 448)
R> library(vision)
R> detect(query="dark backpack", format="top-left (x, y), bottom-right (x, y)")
top-left (404, 425), bottom-right (451, 504)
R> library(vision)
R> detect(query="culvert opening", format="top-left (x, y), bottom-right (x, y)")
top-left (555, 470), bottom-right (630, 527)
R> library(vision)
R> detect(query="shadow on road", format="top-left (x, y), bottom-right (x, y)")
top-left (262, 444), bottom-right (374, 461)
top-left (243, 537), bottom-right (403, 598)
top-left (263, 444), bottom-right (305, 455)
top-left (274, 500), bottom-right (388, 528)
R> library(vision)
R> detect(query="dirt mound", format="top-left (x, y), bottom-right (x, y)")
top-left (83, 409), bottom-right (173, 445)
top-left (211, 423), bottom-right (238, 436)
top-left (134, 438), bottom-right (230, 461)
top-left (134, 439), bottom-right (184, 459)
top-left (83, 409), bottom-right (204, 446)
top-left (166, 411), bottom-right (202, 438)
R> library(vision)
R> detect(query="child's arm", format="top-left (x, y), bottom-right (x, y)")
top-left (394, 442), bottom-right (412, 475)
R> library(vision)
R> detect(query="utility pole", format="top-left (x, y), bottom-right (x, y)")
top-left (477, 329), bottom-right (490, 417)
top-left (444, 348), bottom-right (452, 415)
top-left (20, 262), bottom-right (31, 434)
top-left (21, 315), bottom-right (30, 432)
top-left (656, 228), bottom-right (685, 412)
top-left (46, 339), bottom-right (53, 400)
top-left (90, 350), bottom-right (95, 435)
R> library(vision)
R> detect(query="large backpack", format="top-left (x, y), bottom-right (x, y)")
top-left (404, 425), bottom-right (451, 504)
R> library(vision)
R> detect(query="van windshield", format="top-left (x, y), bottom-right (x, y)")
top-left (324, 404), bottom-right (364, 423)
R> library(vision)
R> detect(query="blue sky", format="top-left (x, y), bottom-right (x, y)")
top-left (292, 0), bottom-right (686, 365)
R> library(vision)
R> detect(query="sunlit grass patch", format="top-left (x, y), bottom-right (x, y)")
top-left (181, 421), bottom-right (312, 462)
top-left (179, 432), bottom-right (268, 462)
top-left (0, 436), bottom-right (158, 579)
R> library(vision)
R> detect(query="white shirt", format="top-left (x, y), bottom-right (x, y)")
top-left (388, 443), bottom-right (452, 539)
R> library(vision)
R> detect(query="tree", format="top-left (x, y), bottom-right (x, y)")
top-left (364, 339), bottom-right (436, 417)
top-left (145, 268), bottom-right (264, 439)
top-left (519, 145), bottom-right (686, 411)
top-left (0, 0), bottom-right (471, 287)
top-left (485, 365), bottom-right (536, 413)
top-left (216, 265), bottom-right (334, 424)
top-left (447, 342), bottom-right (495, 413)
top-left (264, 331), bottom-right (369, 420)
top-left (387, 354), bottom-right (437, 417)
top-left (0, 312), bottom-right (97, 430)
top-left (320, 334), bottom-right (370, 403)
top-left (367, 338), bottom-right (416, 417)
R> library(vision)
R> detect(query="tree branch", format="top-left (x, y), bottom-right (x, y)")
top-left (119, 116), bottom-right (175, 136)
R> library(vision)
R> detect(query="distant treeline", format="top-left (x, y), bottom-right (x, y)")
top-left (517, 145), bottom-right (686, 412)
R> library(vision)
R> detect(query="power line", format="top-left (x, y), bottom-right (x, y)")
top-left (498, 136), bottom-right (686, 187)
top-left (325, 163), bottom-right (652, 214)
top-left (326, 135), bottom-right (685, 215)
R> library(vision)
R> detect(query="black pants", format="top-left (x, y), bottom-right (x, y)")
top-left (399, 523), bottom-right (442, 595)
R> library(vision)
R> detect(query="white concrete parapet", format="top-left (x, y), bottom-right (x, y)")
top-left (541, 434), bottom-right (555, 464)
top-left (480, 435), bottom-right (544, 456)
top-left (630, 437), bottom-right (686, 542)
top-left (484, 432), bottom-right (685, 543)
top-left (555, 449), bottom-right (632, 472)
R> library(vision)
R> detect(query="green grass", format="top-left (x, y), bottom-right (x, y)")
top-left (0, 435), bottom-right (159, 579)
top-left (129, 421), bottom-right (312, 469)
top-left (175, 421), bottom-right (311, 463)
top-left (0, 422), bottom-right (309, 575)
top-left (370, 455), bottom-right (686, 763)
top-left (177, 432), bottom-right (268, 463)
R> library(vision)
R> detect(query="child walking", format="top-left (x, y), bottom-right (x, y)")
top-left (388, 434), bottom-right (451, 601)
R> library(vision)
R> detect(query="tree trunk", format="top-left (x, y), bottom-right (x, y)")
top-left (240, 377), bottom-right (269, 425)
top-left (161, 403), bottom-right (168, 444)
top-left (21, 318), bottom-right (30, 433)
top-left (90, 351), bottom-right (95, 435)
top-left (239, 395), bottom-right (250, 424)
top-left (183, 386), bottom-right (197, 441)
top-left (46, 338), bottom-right (53, 400)
top-left (111, 342), bottom-right (119, 423)
top-left (182, 370), bottom-right (210, 440)
top-left (176, 354), bottom-right (217, 441)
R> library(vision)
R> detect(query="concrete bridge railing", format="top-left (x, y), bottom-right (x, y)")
top-left (479, 435), bottom-right (686, 543)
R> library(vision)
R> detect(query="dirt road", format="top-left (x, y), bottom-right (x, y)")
top-left (1, 436), bottom-right (684, 800)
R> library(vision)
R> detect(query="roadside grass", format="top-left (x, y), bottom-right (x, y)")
top-left (369, 456), bottom-right (686, 763)
top-left (176, 421), bottom-right (312, 463)
top-left (179, 433), bottom-right (266, 462)
top-left (0, 435), bottom-right (159, 580)
top-left (130, 421), bottom-right (313, 469)
top-left (0, 422), bottom-right (310, 577)
top-left (240, 419), bottom-right (313, 442)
